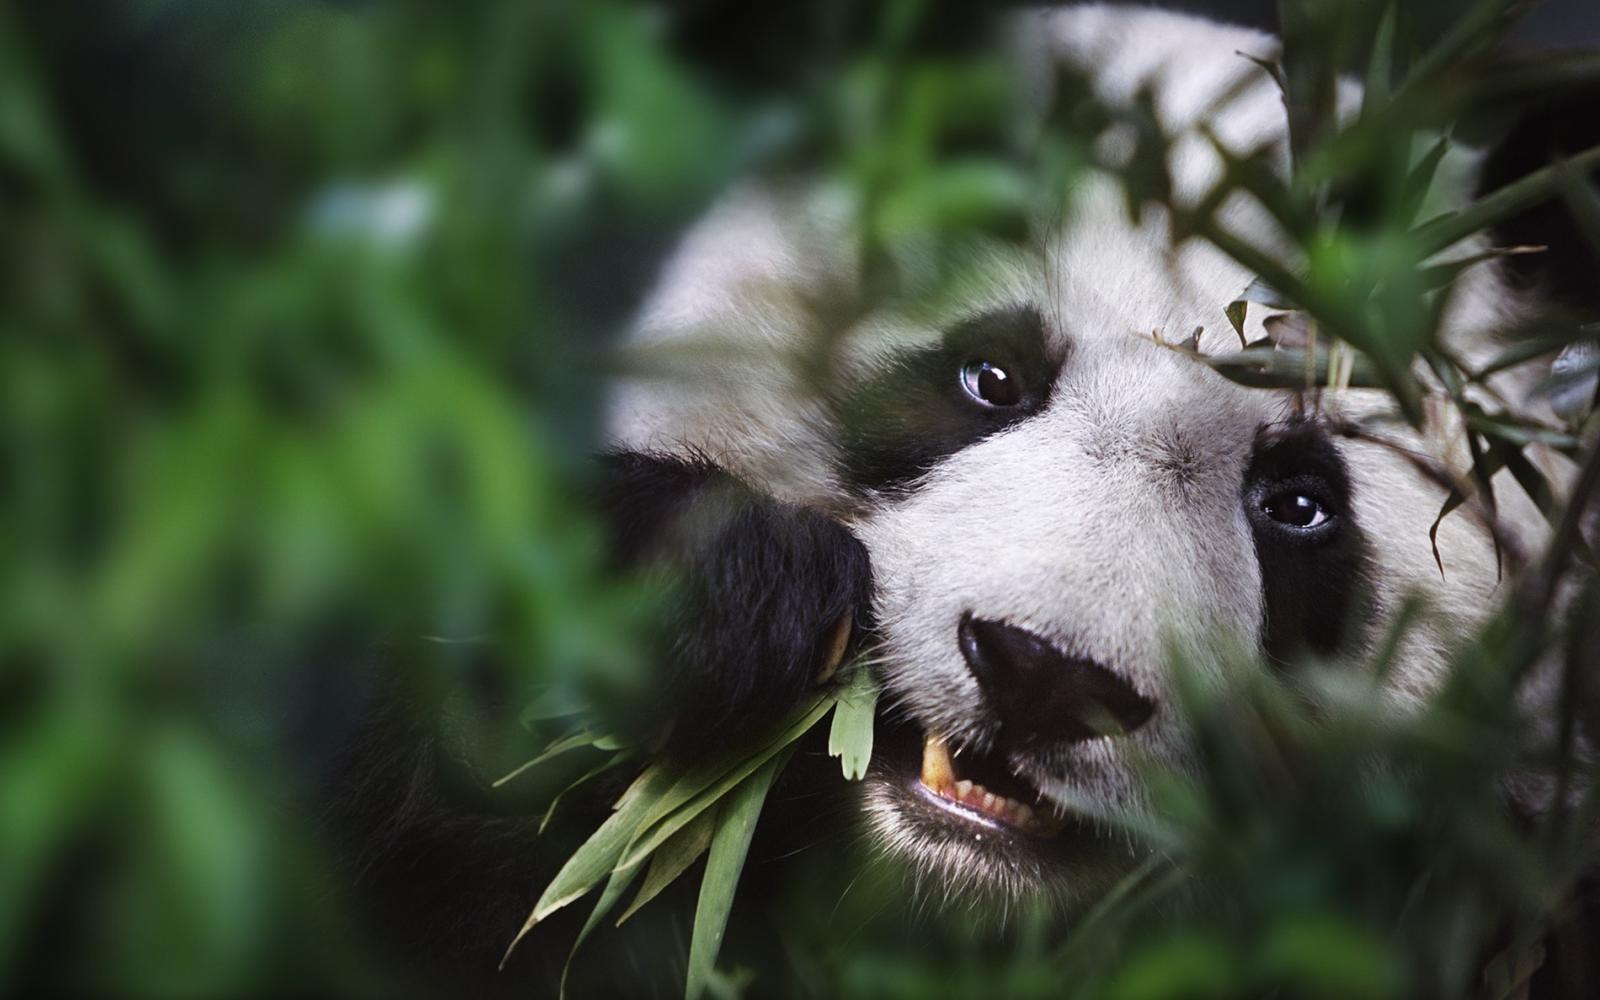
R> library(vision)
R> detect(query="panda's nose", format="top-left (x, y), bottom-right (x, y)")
top-left (958, 614), bottom-right (1155, 749)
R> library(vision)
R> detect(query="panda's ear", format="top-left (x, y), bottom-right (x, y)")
top-left (595, 451), bottom-right (872, 758)
top-left (1474, 85), bottom-right (1600, 312)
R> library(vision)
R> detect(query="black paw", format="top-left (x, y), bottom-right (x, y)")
top-left (597, 451), bottom-right (872, 757)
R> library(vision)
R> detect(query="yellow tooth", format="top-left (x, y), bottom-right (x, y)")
top-left (921, 735), bottom-right (954, 792)
top-left (955, 779), bottom-right (974, 801)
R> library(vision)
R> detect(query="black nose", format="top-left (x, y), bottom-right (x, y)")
top-left (958, 614), bottom-right (1155, 749)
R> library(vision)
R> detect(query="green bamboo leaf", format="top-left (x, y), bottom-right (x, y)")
top-left (626, 709), bottom-right (814, 844)
top-left (1466, 411), bottom-right (1582, 451)
top-left (613, 765), bottom-right (656, 811)
top-left (1224, 299), bottom-right (1249, 348)
top-left (1401, 135), bottom-right (1453, 226)
top-left (1360, 2), bottom-right (1398, 119)
top-left (1416, 143), bottom-right (1600, 255)
top-left (685, 748), bottom-right (791, 1000)
top-left (616, 805), bottom-right (718, 926)
top-left (519, 687), bottom-right (589, 726)
top-left (1202, 130), bottom-right (1313, 240)
top-left (501, 764), bottom-right (669, 966)
top-left (615, 692), bottom-right (836, 873)
top-left (1418, 244), bottom-right (1544, 292)
top-left (1555, 152), bottom-right (1600, 257)
top-left (558, 860), bottom-right (645, 999)
top-left (1472, 315), bottom-right (1596, 380)
top-left (1490, 440), bottom-right (1556, 516)
top-left (827, 666), bottom-right (879, 781)
top-left (1468, 51), bottom-right (1600, 104)
top-left (1236, 51), bottom-right (1286, 94)
top-left (540, 755), bottom-right (627, 835)
top-left (1429, 470), bottom-right (1491, 581)
top-left (1200, 346), bottom-right (1384, 391)
top-left (1465, 428), bottom-right (1501, 530)
top-left (1223, 276), bottom-right (1294, 348)
top-left (1389, 0), bottom-right (1528, 110)
top-left (494, 728), bottom-right (616, 789)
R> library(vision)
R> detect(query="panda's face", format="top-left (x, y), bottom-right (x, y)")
top-left (610, 5), bottom-right (1511, 911)
top-left (840, 194), bottom-right (1374, 902)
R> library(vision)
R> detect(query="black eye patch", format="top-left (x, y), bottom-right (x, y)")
top-left (831, 304), bottom-right (1058, 495)
top-left (1243, 421), bottom-right (1374, 661)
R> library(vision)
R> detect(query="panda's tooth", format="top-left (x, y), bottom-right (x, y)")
top-left (1015, 804), bottom-right (1036, 827)
top-left (921, 735), bottom-right (954, 792)
top-left (955, 779), bottom-right (974, 801)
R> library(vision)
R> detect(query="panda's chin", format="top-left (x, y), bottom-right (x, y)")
top-left (861, 725), bottom-right (1132, 905)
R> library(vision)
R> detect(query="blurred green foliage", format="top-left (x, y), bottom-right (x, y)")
top-left (3, 0), bottom-right (1599, 997)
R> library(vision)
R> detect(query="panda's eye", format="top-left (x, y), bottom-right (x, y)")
top-left (1262, 490), bottom-right (1331, 530)
top-left (959, 360), bottom-right (1021, 408)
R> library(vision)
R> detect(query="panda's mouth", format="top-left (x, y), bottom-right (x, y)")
top-left (861, 714), bottom-right (1134, 904)
top-left (914, 733), bottom-right (1068, 838)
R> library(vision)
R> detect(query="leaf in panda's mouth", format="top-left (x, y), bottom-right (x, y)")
top-left (501, 661), bottom-right (881, 995)
top-left (917, 734), bottom-right (1068, 837)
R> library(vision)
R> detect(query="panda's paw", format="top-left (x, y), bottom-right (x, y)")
top-left (597, 450), bottom-right (871, 758)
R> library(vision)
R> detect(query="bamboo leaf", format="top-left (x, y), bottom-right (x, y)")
top-left (502, 764), bottom-right (668, 965)
top-left (1468, 51), bottom-right (1600, 104)
top-left (1361, 2), bottom-right (1398, 119)
top-left (1415, 143), bottom-right (1600, 256)
top-left (1200, 346), bottom-right (1384, 391)
top-left (613, 765), bottom-right (657, 811)
top-left (827, 665), bottom-right (880, 781)
top-left (1418, 245), bottom-right (1545, 292)
top-left (616, 805), bottom-right (718, 926)
top-left (540, 755), bottom-right (627, 835)
top-left (1225, 299), bottom-right (1249, 348)
top-left (1490, 439), bottom-right (1556, 518)
top-left (520, 687), bottom-right (589, 725)
top-left (1464, 429), bottom-right (1504, 578)
top-left (1466, 411), bottom-right (1582, 451)
top-left (685, 748), bottom-right (791, 1000)
top-left (1401, 135), bottom-right (1452, 226)
top-left (494, 728), bottom-right (617, 789)
top-left (1473, 316), bottom-right (1596, 380)
top-left (1389, 0), bottom-right (1529, 110)
top-left (1224, 276), bottom-right (1295, 347)
top-left (1428, 444), bottom-right (1504, 582)
top-left (558, 861), bottom-right (645, 998)
top-left (1555, 151), bottom-right (1600, 257)
top-left (616, 692), bottom-right (836, 874)
top-left (1262, 312), bottom-right (1316, 352)
top-left (1238, 275), bottom-right (1294, 310)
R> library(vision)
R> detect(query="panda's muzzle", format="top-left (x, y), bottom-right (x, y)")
top-left (896, 617), bottom-right (1156, 841)
top-left (957, 614), bottom-right (1156, 750)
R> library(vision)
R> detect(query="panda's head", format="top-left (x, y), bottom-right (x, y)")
top-left (609, 6), bottom-right (1526, 907)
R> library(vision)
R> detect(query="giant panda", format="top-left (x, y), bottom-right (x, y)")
top-left (328, 3), bottom-right (1597, 994)
top-left (605, 2), bottom-right (1576, 902)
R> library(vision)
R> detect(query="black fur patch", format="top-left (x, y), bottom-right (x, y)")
top-left (1476, 86), bottom-right (1600, 313)
top-left (1243, 422), bottom-right (1375, 660)
top-left (597, 451), bottom-right (872, 757)
top-left (831, 304), bottom-right (1059, 495)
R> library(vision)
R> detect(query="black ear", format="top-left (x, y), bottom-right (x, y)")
top-left (596, 451), bottom-right (872, 758)
top-left (1475, 85), bottom-right (1600, 313)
